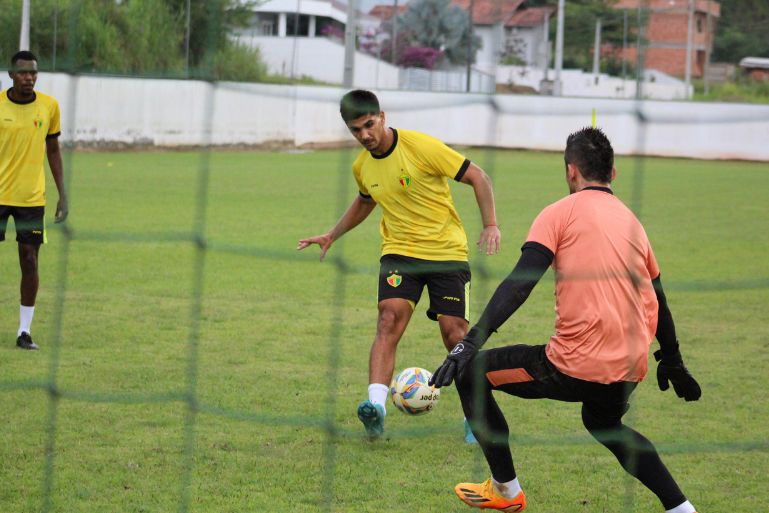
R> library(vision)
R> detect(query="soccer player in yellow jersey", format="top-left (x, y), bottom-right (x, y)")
top-left (1, 51), bottom-right (68, 350)
top-left (298, 90), bottom-right (501, 439)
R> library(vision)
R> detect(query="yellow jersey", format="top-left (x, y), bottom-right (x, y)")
top-left (0, 89), bottom-right (61, 206)
top-left (353, 128), bottom-right (470, 261)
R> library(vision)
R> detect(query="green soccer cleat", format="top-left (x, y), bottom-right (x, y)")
top-left (357, 400), bottom-right (385, 439)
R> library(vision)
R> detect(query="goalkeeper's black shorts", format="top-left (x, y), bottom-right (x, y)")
top-left (462, 344), bottom-right (637, 424)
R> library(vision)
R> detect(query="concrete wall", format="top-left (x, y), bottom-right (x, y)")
top-left (17, 73), bottom-right (769, 161)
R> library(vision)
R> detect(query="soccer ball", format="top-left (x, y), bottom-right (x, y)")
top-left (390, 367), bottom-right (440, 415)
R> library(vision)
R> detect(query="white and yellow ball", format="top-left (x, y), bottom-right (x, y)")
top-left (390, 367), bottom-right (440, 415)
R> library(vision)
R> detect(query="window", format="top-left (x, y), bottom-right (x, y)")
top-left (260, 21), bottom-right (275, 36)
top-left (256, 13), bottom-right (278, 36)
top-left (286, 14), bottom-right (310, 36)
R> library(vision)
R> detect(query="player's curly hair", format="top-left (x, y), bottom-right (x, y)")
top-left (11, 50), bottom-right (38, 67)
top-left (339, 90), bottom-right (380, 123)
top-left (564, 127), bottom-right (614, 183)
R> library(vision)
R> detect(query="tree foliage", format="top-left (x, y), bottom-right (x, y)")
top-left (0, 0), bottom-right (266, 81)
top-left (399, 46), bottom-right (445, 69)
top-left (396, 0), bottom-right (481, 67)
top-left (712, 0), bottom-right (769, 63)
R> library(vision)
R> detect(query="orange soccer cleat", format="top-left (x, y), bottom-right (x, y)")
top-left (454, 479), bottom-right (526, 512)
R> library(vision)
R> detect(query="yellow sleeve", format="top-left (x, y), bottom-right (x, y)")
top-left (48, 98), bottom-right (61, 137)
top-left (352, 150), bottom-right (370, 196)
top-left (409, 131), bottom-right (468, 180)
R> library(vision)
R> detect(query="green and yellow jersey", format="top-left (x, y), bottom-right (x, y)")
top-left (352, 128), bottom-right (470, 261)
top-left (0, 89), bottom-right (61, 207)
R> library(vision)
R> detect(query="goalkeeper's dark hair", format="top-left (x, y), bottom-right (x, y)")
top-left (340, 90), bottom-right (380, 123)
top-left (564, 127), bottom-right (614, 183)
top-left (11, 50), bottom-right (38, 67)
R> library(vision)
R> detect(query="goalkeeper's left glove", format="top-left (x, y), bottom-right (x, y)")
top-left (429, 339), bottom-right (479, 388)
top-left (654, 349), bottom-right (701, 402)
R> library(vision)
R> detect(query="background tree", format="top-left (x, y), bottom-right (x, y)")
top-left (0, 0), bottom-right (265, 81)
top-left (395, 0), bottom-right (481, 67)
top-left (164, 0), bottom-right (258, 76)
top-left (712, 0), bottom-right (769, 63)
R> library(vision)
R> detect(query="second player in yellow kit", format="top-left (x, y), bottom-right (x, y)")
top-left (1, 51), bottom-right (68, 351)
top-left (299, 90), bottom-right (501, 440)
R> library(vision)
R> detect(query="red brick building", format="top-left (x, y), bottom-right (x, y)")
top-left (615, 0), bottom-right (720, 78)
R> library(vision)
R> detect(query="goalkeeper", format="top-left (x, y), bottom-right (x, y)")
top-left (430, 127), bottom-right (701, 513)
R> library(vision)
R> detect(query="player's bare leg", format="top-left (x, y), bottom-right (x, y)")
top-left (16, 242), bottom-right (40, 350)
top-left (369, 298), bottom-right (414, 384)
top-left (358, 298), bottom-right (414, 438)
top-left (438, 314), bottom-right (468, 351)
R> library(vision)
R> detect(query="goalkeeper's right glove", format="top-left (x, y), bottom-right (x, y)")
top-left (654, 349), bottom-right (701, 402)
top-left (429, 339), bottom-right (479, 389)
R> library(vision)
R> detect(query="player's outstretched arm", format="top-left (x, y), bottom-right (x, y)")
top-left (297, 194), bottom-right (376, 261)
top-left (652, 274), bottom-right (702, 401)
top-left (46, 137), bottom-right (68, 223)
top-left (459, 163), bottom-right (501, 255)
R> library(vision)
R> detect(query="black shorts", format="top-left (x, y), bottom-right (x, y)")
top-left (0, 205), bottom-right (45, 245)
top-left (378, 254), bottom-right (471, 321)
top-left (468, 344), bottom-right (637, 423)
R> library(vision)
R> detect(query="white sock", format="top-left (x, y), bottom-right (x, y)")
top-left (18, 305), bottom-right (35, 336)
top-left (492, 477), bottom-right (522, 499)
top-left (666, 500), bottom-right (696, 513)
top-left (368, 383), bottom-right (389, 415)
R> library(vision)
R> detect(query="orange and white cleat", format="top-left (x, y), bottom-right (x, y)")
top-left (454, 479), bottom-right (526, 512)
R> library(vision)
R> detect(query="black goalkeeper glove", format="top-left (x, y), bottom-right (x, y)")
top-left (429, 339), bottom-right (479, 388)
top-left (654, 350), bottom-right (702, 402)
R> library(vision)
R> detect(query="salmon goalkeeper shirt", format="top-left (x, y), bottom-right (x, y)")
top-left (527, 188), bottom-right (660, 384)
top-left (352, 128), bottom-right (470, 261)
top-left (0, 89), bottom-right (61, 206)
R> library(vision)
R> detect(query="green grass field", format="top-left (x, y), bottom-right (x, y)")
top-left (1, 148), bottom-right (767, 513)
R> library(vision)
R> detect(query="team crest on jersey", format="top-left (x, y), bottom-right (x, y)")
top-left (398, 174), bottom-right (411, 188)
top-left (33, 119), bottom-right (43, 128)
top-left (387, 273), bottom-right (402, 287)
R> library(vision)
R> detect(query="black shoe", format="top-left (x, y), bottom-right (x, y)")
top-left (16, 332), bottom-right (39, 350)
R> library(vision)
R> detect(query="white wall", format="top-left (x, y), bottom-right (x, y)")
top-left (496, 65), bottom-right (693, 100)
top-left (21, 73), bottom-right (769, 161)
top-left (505, 25), bottom-right (548, 69)
top-left (474, 24), bottom-right (504, 73)
top-left (235, 35), bottom-right (399, 89)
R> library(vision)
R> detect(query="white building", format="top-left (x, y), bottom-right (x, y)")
top-left (448, 0), bottom-right (553, 73)
top-left (232, 0), bottom-right (398, 88)
top-left (233, 0), bottom-right (687, 99)
top-left (504, 6), bottom-right (554, 70)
